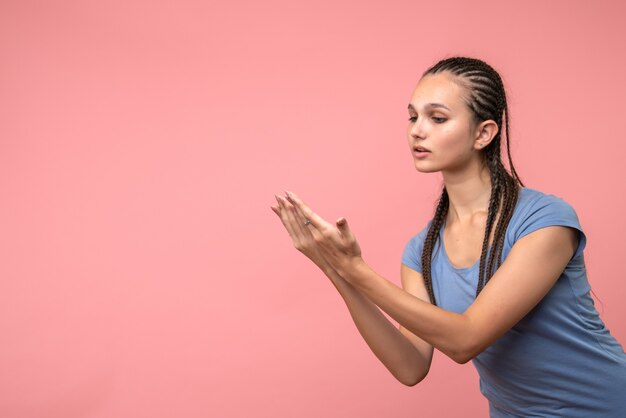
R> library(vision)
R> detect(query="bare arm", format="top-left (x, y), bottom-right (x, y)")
top-left (318, 258), bottom-right (433, 386)
top-left (272, 196), bottom-right (432, 385)
top-left (285, 191), bottom-right (579, 364)
top-left (341, 226), bottom-right (578, 363)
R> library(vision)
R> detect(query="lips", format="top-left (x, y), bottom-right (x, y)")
top-left (414, 146), bottom-right (430, 152)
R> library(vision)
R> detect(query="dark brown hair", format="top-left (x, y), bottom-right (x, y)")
top-left (419, 56), bottom-right (524, 305)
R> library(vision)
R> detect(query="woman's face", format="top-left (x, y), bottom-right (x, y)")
top-left (407, 72), bottom-right (482, 174)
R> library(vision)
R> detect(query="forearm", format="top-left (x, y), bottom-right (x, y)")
top-left (272, 193), bottom-right (430, 380)
top-left (341, 261), bottom-right (476, 364)
top-left (318, 261), bottom-right (431, 385)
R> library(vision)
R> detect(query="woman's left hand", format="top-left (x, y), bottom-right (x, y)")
top-left (282, 191), bottom-right (364, 278)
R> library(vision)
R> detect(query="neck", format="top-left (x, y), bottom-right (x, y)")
top-left (442, 161), bottom-right (492, 224)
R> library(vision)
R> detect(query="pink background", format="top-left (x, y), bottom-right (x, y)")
top-left (1, 1), bottom-right (625, 417)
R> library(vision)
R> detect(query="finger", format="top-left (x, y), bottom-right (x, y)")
top-left (273, 197), bottom-right (289, 227)
top-left (275, 195), bottom-right (299, 240)
top-left (285, 192), bottom-right (341, 251)
top-left (336, 217), bottom-right (355, 241)
top-left (283, 192), bottom-right (325, 243)
top-left (284, 199), bottom-right (315, 246)
top-left (286, 198), bottom-right (308, 234)
top-left (279, 195), bottom-right (312, 250)
top-left (289, 195), bottom-right (320, 240)
top-left (284, 191), bottom-right (332, 231)
top-left (281, 196), bottom-right (302, 234)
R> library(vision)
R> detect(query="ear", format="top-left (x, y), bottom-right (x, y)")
top-left (473, 119), bottom-right (499, 150)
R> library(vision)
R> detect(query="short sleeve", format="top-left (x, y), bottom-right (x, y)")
top-left (513, 193), bottom-right (587, 260)
top-left (402, 225), bottom-right (429, 273)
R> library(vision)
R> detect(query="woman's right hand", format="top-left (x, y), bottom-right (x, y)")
top-left (271, 194), bottom-right (331, 271)
top-left (271, 194), bottom-right (432, 385)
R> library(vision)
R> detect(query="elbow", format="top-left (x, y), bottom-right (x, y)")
top-left (398, 374), bottom-right (425, 387)
top-left (396, 366), bottom-right (430, 387)
top-left (448, 340), bottom-right (484, 365)
top-left (447, 322), bottom-right (491, 364)
top-left (450, 352), bottom-right (474, 365)
top-left (451, 346), bottom-right (489, 365)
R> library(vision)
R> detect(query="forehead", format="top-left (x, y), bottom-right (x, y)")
top-left (409, 72), bottom-right (467, 111)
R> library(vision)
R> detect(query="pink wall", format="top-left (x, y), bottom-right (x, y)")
top-left (1, 0), bottom-right (625, 417)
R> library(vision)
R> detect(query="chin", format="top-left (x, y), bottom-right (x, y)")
top-left (413, 162), bottom-right (440, 173)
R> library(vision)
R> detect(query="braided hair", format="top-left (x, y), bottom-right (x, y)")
top-left (419, 57), bottom-right (524, 305)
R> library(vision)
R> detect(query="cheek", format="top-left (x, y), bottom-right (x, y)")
top-left (438, 130), bottom-right (463, 151)
top-left (441, 124), bottom-right (470, 148)
top-left (437, 132), bottom-right (474, 163)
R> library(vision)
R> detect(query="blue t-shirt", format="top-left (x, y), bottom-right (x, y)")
top-left (402, 187), bottom-right (626, 417)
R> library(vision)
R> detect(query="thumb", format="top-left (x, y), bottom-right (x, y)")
top-left (336, 217), bottom-right (353, 237)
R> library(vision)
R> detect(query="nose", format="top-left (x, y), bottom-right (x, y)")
top-left (409, 117), bottom-right (426, 140)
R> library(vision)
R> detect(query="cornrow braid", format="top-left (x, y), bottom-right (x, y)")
top-left (421, 186), bottom-right (448, 304)
top-left (418, 57), bottom-right (525, 304)
top-left (477, 158), bottom-right (502, 295)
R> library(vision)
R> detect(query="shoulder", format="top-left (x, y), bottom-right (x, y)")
top-left (516, 186), bottom-right (573, 209)
top-left (512, 187), bottom-right (581, 229)
top-left (509, 187), bottom-right (586, 259)
top-left (401, 220), bottom-right (433, 272)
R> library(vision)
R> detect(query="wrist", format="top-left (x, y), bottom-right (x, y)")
top-left (338, 256), bottom-right (368, 284)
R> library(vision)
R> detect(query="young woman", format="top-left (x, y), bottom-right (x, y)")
top-left (271, 56), bottom-right (626, 417)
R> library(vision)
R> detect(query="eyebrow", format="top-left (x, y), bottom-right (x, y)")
top-left (407, 103), bottom-right (451, 111)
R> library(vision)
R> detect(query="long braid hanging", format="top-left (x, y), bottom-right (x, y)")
top-left (418, 57), bottom-right (525, 305)
top-left (477, 157), bottom-right (502, 295)
top-left (479, 93), bottom-right (522, 295)
top-left (421, 187), bottom-right (448, 305)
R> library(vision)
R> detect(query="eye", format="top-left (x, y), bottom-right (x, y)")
top-left (408, 116), bottom-right (417, 123)
top-left (432, 117), bottom-right (447, 123)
